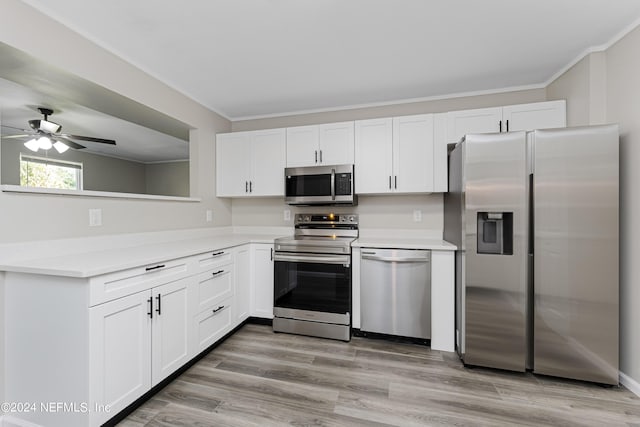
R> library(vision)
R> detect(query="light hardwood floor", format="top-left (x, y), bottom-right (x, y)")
top-left (118, 323), bottom-right (640, 426)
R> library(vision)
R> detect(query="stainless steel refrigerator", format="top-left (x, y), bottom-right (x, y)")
top-left (444, 124), bottom-right (619, 385)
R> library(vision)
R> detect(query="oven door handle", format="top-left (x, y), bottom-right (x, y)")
top-left (274, 253), bottom-right (350, 266)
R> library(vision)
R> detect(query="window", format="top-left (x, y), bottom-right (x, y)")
top-left (20, 154), bottom-right (83, 190)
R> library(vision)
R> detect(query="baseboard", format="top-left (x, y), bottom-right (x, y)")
top-left (247, 316), bottom-right (273, 326)
top-left (620, 371), bottom-right (640, 397)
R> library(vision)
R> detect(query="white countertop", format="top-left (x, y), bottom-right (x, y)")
top-left (0, 226), bottom-right (456, 278)
top-left (353, 237), bottom-right (456, 251)
top-left (0, 230), bottom-right (288, 278)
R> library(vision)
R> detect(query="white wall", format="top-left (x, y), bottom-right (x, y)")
top-left (0, 0), bottom-right (232, 243)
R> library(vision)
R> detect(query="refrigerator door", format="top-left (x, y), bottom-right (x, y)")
top-left (533, 125), bottom-right (619, 385)
top-left (463, 132), bottom-right (529, 371)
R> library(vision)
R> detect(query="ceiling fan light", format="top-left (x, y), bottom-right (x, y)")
top-left (53, 141), bottom-right (69, 153)
top-left (37, 136), bottom-right (52, 150)
top-left (24, 138), bottom-right (39, 152)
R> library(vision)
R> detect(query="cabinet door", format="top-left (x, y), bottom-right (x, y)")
top-left (216, 132), bottom-right (251, 197)
top-left (250, 128), bottom-right (286, 196)
top-left (251, 244), bottom-right (274, 318)
top-left (318, 121), bottom-right (354, 165)
top-left (286, 125), bottom-right (319, 167)
top-left (193, 298), bottom-right (233, 353)
top-left (502, 100), bottom-right (566, 132)
top-left (354, 118), bottom-right (393, 194)
top-left (433, 113), bottom-right (449, 192)
top-left (151, 277), bottom-right (191, 385)
top-left (89, 291), bottom-right (151, 426)
top-left (446, 107), bottom-right (502, 143)
top-left (235, 245), bottom-right (251, 322)
top-left (393, 114), bottom-right (434, 193)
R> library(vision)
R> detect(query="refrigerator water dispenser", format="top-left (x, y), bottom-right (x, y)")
top-left (477, 212), bottom-right (513, 255)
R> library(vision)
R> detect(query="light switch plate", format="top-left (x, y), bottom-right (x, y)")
top-left (89, 208), bottom-right (102, 227)
top-left (284, 209), bottom-right (291, 221)
top-left (413, 209), bottom-right (422, 222)
top-left (206, 210), bottom-right (213, 222)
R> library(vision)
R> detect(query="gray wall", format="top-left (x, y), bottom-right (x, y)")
top-left (546, 25), bottom-right (640, 389)
top-left (0, 0), bottom-right (232, 244)
top-left (145, 161), bottom-right (189, 197)
top-left (606, 24), bottom-right (640, 390)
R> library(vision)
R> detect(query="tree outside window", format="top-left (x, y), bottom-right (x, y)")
top-left (20, 154), bottom-right (83, 190)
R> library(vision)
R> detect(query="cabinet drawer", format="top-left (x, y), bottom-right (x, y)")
top-left (193, 298), bottom-right (233, 354)
top-left (89, 257), bottom-right (193, 307)
top-left (195, 249), bottom-right (232, 272)
top-left (194, 267), bottom-right (233, 313)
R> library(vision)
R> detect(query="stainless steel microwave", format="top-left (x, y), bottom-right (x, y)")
top-left (284, 164), bottom-right (357, 206)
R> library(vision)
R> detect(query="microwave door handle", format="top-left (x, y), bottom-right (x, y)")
top-left (331, 168), bottom-right (336, 200)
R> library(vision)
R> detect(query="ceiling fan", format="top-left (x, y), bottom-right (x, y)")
top-left (1, 107), bottom-right (116, 153)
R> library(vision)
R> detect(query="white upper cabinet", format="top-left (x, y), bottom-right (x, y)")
top-left (216, 132), bottom-right (250, 197)
top-left (286, 121), bottom-right (354, 167)
top-left (393, 114), bottom-right (434, 193)
top-left (502, 100), bottom-right (566, 132)
top-left (446, 100), bottom-right (566, 144)
top-left (216, 128), bottom-right (286, 197)
top-left (286, 125), bottom-right (319, 167)
top-left (354, 118), bottom-right (393, 194)
top-left (447, 107), bottom-right (503, 143)
top-left (355, 114), bottom-right (434, 194)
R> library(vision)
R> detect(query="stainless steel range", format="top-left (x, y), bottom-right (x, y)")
top-left (273, 213), bottom-right (358, 341)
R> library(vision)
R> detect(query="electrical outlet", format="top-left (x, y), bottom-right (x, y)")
top-left (89, 208), bottom-right (102, 227)
top-left (413, 209), bottom-right (422, 222)
top-left (284, 209), bottom-right (291, 221)
top-left (206, 210), bottom-right (213, 222)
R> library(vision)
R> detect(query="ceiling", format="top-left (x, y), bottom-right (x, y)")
top-left (17, 0), bottom-right (640, 120)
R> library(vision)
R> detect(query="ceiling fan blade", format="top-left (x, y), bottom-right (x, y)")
top-left (1, 124), bottom-right (32, 133)
top-left (59, 134), bottom-right (116, 145)
top-left (1, 134), bottom-right (33, 139)
top-left (53, 137), bottom-right (85, 150)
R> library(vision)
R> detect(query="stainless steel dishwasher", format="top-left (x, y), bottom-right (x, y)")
top-left (360, 248), bottom-right (431, 339)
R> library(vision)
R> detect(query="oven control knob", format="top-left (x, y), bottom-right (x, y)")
top-left (349, 216), bottom-right (355, 222)
top-left (303, 215), bottom-right (311, 222)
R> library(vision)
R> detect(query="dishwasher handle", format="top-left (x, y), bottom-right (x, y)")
top-left (361, 251), bottom-right (430, 263)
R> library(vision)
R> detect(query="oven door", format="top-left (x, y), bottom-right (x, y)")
top-left (273, 252), bottom-right (351, 321)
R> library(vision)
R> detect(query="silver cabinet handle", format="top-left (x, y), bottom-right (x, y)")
top-left (389, 176), bottom-right (392, 189)
top-left (147, 297), bottom-right (153, 319)
top-left (245, 181), bottom-right (248, 193)
top-left (319, 150), bottom-right (323, 163)
top-left (212, 305), bottom-right (225, 314)
top-left (362, 253), bottom-right (430, 263)
top-left (394, 175), bottom-right (397, 189)
top-left (274, 253), bottom-right (350, 266)
top-left (315, 150), bottom-right (318, 163)
top-left (156, 293), bottom-right (162, 315)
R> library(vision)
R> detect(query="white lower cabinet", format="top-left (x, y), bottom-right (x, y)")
top-left (191, 296), bottom-right (233, 354)
top-left (89, 276), bottom-right (191, 425)
top-left (250, 243), bottom-right (274, 318)
top-left (235, 245), bottom-right (251, 322)
top-left (89, 290), bottom-right (152, 426)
